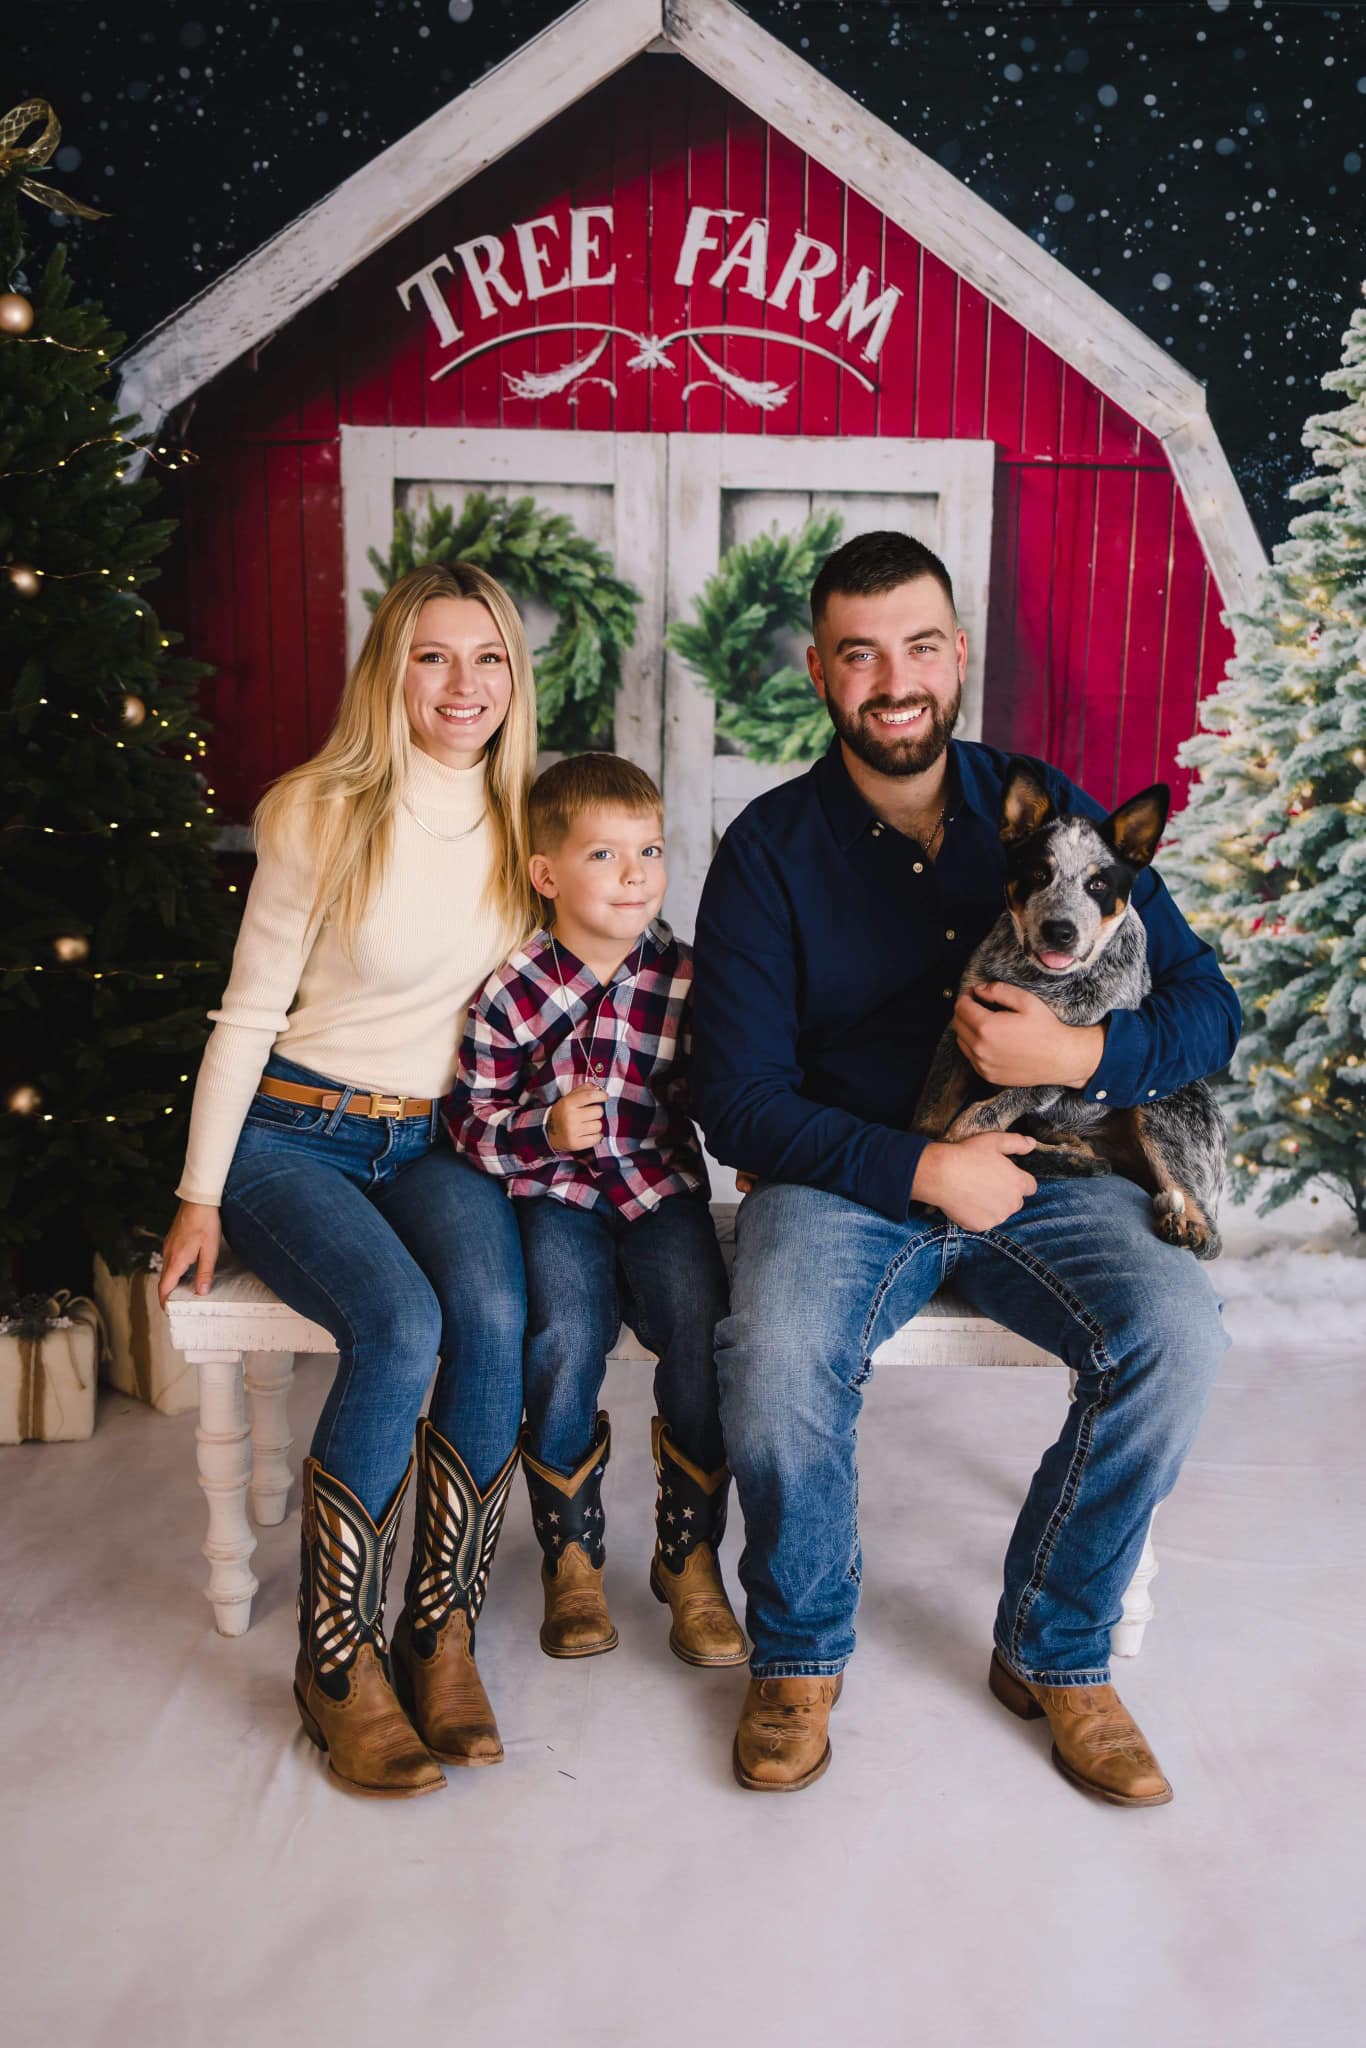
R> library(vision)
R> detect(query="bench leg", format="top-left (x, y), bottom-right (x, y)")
top-left (1112, 1518), bottom-right (1158, 1659)
top-left (245, 1350), bottom-right (295, 1527)
top-left (187, 1348), bottom-right (258, 1637)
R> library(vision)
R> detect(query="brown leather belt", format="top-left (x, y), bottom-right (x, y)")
top-left (258, 1075), bottom-right (435, 1120)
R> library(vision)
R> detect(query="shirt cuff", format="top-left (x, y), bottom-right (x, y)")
top-left (1082, 1009), bottom-right (1152, 1110)
top-left (174, 1184), bottom-right (222, 1208)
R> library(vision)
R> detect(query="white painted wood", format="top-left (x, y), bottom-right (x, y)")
top-left (1162, 417), bottom-right (1267, 615)
top-left (244, 1351), bottom-right (295, 1527)
top-left (1112, 1522), bottom-right (1159, 1659)
top-left (612, 436), bottom-right (669, 784)
top-left (663, 434), bottom-right (722, 938)
top-left (187, 1347), bottom-right (258, 1637)
top-left (340, 425), bottom-right (396, 678)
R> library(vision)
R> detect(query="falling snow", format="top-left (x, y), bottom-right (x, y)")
top-left (8, 0), bottom-right (1360, 545)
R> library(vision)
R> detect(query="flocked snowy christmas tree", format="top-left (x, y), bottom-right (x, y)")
top-left (0, 107), bottom-right (233, 1294)
top-left (1165, 295), bottom-right (1366, 1229)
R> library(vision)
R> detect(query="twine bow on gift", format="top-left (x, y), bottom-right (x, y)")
top-left (2, 1291), bottom-right (107, 1440)
top-left (0, 100), bottom-right (108, 220)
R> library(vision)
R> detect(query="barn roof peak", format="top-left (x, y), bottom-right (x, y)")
top-left (115, 0), bottom-right (1263, 606)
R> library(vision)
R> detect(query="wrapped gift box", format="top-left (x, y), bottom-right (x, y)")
top-left (94, 1253), bottom-right (198, 1416)
top-left (0, 1295), bottom-right (101, 1443)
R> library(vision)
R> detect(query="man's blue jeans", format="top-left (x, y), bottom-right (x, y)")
top-left (517, 1191), bottom-right (729, 1474)
top-left (717, 1175), bottom-right (1228, 1686)
top-left (221, 1054), bottom-right (526, 1521)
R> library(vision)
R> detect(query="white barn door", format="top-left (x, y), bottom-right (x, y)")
top-left (340, 428), bottom-right (993, 937)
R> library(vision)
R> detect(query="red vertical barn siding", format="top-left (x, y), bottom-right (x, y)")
top-left (158, 56), bottom-right (1235, 822)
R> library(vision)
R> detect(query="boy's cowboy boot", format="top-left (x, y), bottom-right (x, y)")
top-left (293, 1457), bottom-right (445, 1799)
top-left (521, 1411), bottom-right (618, 1658)
top-left (733, 1674), bottom-right (844, 1792)
top-left (988, 1651), bottom-right (1173, 1807)
top-left (390, 1419), bottom-right (518, 1765)
top-left (648, 1416), bottom-right (747, 1666)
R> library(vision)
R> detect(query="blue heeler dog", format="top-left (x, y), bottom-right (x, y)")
top-left (913, 760), bottom-right (1225, 1259)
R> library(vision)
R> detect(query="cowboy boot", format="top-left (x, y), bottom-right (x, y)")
top-left (389, 1419), bottom-right (518, 1766)
top-left (733, 1674), bottom-right (844, 1793)
top-left (649, 1416), bottom-right (747, 1667)
top-left (521, 1411), bottom-right (618, 1658)
top-left (989, 1650), bottom-right (1173, 1807)
top-left (293, 1457), bottom-right (444, 1798)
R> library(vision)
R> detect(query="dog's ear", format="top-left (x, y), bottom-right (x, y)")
top-left (1000, 760), bottom-right (1055, 842)
top-left (1104, 784), bottom-right (1170, 868)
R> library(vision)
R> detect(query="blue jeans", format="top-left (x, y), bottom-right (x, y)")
top-left (220, 1054), bottom-right (526, 1521)
top-left (718, 1175), bottom-right (1228, 1685)
top-left (517, 1192), bottom-right (729, 1474)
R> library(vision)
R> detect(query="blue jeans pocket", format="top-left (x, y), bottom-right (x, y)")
top-left (242, 1092), bottom-right (330, 1136)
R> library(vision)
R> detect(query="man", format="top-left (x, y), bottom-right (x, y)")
top-left (690, 531), bottom-right (1237, 1805)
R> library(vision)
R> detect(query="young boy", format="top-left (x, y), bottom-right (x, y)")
top-left (447, 754), bottom-right (745, 1668)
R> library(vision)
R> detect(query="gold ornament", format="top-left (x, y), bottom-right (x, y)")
top-left (7, 563), bottom-right (40, 597)
top-left (52, 935), bottom-right (90, 962)
top-left (119, 693), bottom-right (147, 727)
top-left (6, 1085), bottom-right (42, 1116)
top-left (0, 101), bottom-right (108, 220)
top-left (0, 290), bottom-right (34, 334)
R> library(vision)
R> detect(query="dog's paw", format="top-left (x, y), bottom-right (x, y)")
top-left (1152, 1189), bottom-right (1216, 1256)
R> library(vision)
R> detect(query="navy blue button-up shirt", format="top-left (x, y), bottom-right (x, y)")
top-left (691, 737), bottom-right (1241, 1224)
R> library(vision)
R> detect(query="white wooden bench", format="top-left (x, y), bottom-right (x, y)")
top-left (166, 1212), bottom-right (1158, 1653)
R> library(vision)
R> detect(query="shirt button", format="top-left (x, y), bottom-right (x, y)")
top-left (1147, 1088), bottom-right (1157, 1098)
top-left (871, 823), bottom-right (883, 837)
top-left (942, 987), bottom-right (954, 1001)
top-left (913, 862), bottom-right (924, 875)
top-left (945, 928), bottom-right (956, 941)
top-left (1095, 1089), bottom-right (1108, 1101)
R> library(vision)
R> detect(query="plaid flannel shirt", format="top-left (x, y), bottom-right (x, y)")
top-left (447, 920), bottom-right (707, 1220)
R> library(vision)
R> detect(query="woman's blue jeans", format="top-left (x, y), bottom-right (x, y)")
top-left (717, 1174), bottom-right (1229, 1686)
top-left (220, 1054), bottom-right (526, 1521)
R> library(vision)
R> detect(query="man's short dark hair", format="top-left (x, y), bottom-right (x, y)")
top-left (810, 530), bottom-right (957, 631)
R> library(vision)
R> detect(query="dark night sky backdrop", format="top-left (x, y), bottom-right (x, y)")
top-left (3, 0), bottom-right (1362, 546)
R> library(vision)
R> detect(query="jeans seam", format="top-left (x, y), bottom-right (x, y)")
top-left (223, 1187), bottom-right (362, 1477)
top-left (856, 1226), bottom-right (946, 1377)
top-left (751, 1659), bottom-right (847, 1679)
top-left (966, 1227), bottom-right (1116, 1669)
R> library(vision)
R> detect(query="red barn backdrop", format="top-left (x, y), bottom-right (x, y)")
top-left (120, 0), bottom-right (1265, 934)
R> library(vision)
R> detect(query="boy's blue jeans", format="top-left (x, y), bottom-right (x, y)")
top-left (220, 1054), bottom-right (526, 1522)
top-left (517, 1191), bottom-right (729, 1475)
top-left (718, 1174), bottom-right (1228, 1685)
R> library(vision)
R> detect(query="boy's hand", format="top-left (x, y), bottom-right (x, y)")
top-left (548, 1085), bottom-right (609, 1153)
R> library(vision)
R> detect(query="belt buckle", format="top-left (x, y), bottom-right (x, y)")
top-left (367, 1093), bottom-right (406, 1119)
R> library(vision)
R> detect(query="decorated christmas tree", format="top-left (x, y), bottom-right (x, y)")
top-left (0, 108), bottom-right (233, 1293)
top-left (1165, 296), bottom-right (1366, 1229)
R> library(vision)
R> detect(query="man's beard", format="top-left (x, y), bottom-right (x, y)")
top-left (827, 683), bottom-right (962, 777)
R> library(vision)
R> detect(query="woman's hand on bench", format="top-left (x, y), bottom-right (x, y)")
top-left (159, 1202), bottom-right (223, 1307)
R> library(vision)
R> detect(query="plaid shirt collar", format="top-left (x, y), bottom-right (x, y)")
top-left (518, 918), bottom-right (674, 998)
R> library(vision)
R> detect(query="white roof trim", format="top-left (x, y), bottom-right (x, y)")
top-left (115, 0), bottom-right (1265, 609)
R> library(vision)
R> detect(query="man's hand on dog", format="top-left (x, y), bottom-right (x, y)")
top-left (912, 1132), bottom-right (1039, 1230)
top-left (953, 982), bottom-right (1105, 1090)
top-left (548, 1084), bottom-right (609, 1152)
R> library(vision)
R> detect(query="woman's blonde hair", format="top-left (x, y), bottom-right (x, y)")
top-left (255, 563), bottom-right (539, 950)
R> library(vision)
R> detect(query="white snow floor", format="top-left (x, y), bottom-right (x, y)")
top-left (3, 1207), bottom-right (1364, 2048)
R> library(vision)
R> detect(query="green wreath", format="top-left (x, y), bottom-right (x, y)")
top-left (666, 512), bottom-right (843, 765)
top-left (365, 491), bottom-right (641, 753)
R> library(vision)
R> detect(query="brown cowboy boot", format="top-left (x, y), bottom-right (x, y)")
top-left (293, 1458), bottom-right (444, 1799)
top-left (733, 1675), bottom-right (844, 1792)
top-left (390, 1420), bottom-right (518, 1766)
top-left (649, 1416), bottom-right (747, 1667)
top-left (989, 1651), bottom-right (1173, 1807)
top-left (521, 1412), bottom-right (618, 1658)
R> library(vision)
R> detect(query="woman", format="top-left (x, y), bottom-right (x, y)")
top-left (160, 563), bottom-right (538, 1799)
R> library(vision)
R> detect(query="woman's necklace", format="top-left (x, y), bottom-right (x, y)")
top-left (400, 798), bottom-right (486, 842)
top-left (549, 930), bottom-right (648, 1081)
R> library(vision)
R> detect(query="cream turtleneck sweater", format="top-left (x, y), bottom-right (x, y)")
top-left (177, 750), bottom-right (513, 1206)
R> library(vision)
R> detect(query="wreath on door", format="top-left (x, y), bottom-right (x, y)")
top-left (365, 491), bottom-right (641, 753)
top-left (666, 511), bottom-right (843, 764)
